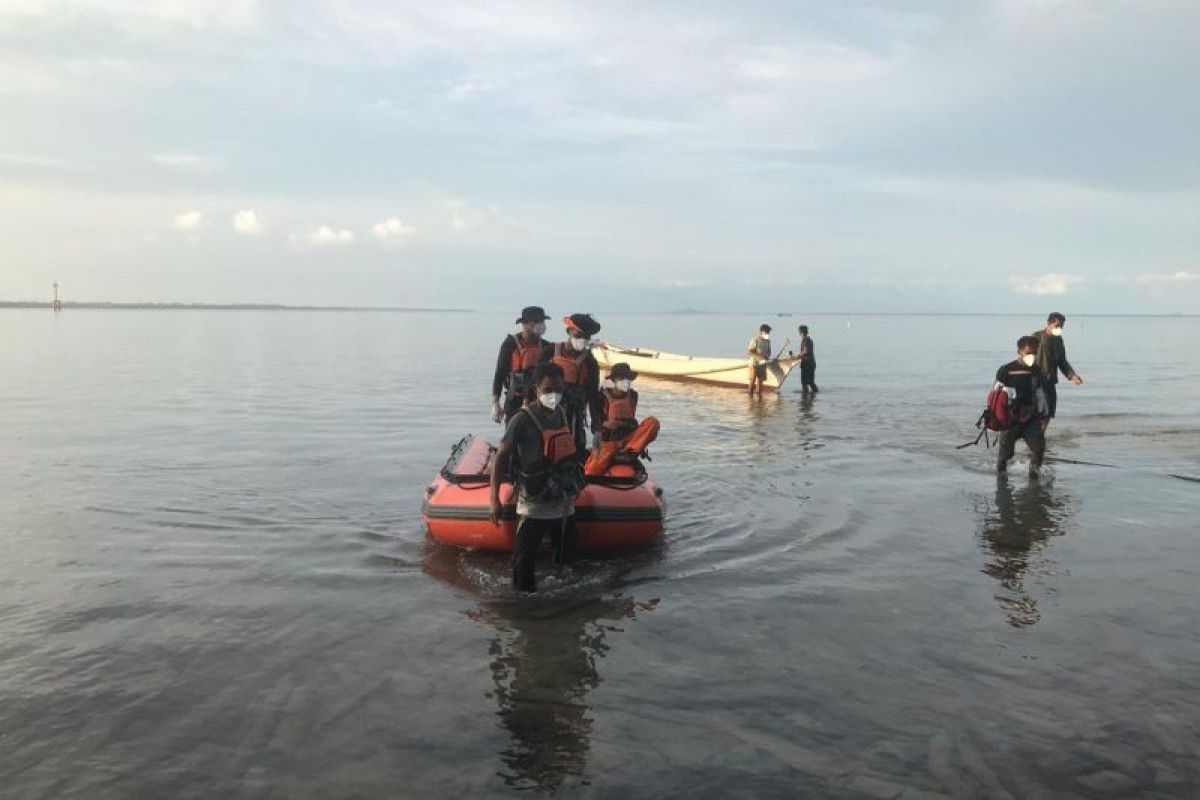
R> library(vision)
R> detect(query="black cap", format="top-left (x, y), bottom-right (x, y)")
top-left (516, 305), bottom-right (551, 323)
top-left (564, 313), bottom-right (601, 337)
top-left (759, 323), bottom-right (772, 333)
top-left (609, 362), bottom-right (637, 380)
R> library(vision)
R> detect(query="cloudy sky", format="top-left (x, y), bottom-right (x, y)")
top-left (1, 0), bottom-right (1197, 312)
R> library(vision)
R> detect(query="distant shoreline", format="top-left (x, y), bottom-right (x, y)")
top-left (1, 302), bottom-right (1194, 317)
top-left (0, 302), bottom-right (471, 312)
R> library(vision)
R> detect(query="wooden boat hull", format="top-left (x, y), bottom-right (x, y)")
top-left (595, 343), bottom-right (799, 391)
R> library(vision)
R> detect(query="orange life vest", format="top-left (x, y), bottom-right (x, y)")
top-left (603, 389), bottom-right (636, 423)
top-left (509, 334), bottom-right (542, 373)
top-left (552, 342), bottom-right (590, 385)
top-left (522, 407), bottom-right (578, 468)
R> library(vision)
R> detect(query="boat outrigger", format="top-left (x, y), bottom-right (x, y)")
top-left (595, 343), bottom-right (800, 392)
top-left (423, 435), bottom-right (665, 553)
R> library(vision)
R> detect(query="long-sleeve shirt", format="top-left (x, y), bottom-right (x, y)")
top-left (798, 335), bottom-right (815, 364)
top-left (492, 335), bottom-right (554, 397)
top-left (1032, 331), bottom-right (1075, 385)
top-left (996, 360), bottom-right (1039, 421)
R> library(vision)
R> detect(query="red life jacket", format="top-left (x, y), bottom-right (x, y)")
top-left (552, 342), bottom-right (590, 385)
top-left (509, 334), bottom-right (542, 372)
top-left (603, 389), bottom-right (636, 423)
top-left (984, 385), bottom-right (1014, 432)
top-left (522, 408), bottom-right (578, 468)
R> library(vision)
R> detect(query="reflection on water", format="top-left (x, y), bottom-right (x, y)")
top-left (976, 476), bottom-right (1077, 627)
top-left (423, 546), bottom-right (658, 792)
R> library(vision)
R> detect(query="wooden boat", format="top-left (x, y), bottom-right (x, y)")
top-left (595, 342), bottom-right (800, 391)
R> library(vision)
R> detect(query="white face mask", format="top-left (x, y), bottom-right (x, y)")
top-left (760, 332), bottom-right (770, 340)
top-left (1021, 353), bottom-right (1036, 367)
top-left (533, 322), bottom-right (547, 336)
top-left (571, 337), bottom-right (590, 351)
top-left (1050, 327), bottom-right (1063, 337)
top-left (614, 379), bottom-right (631, 392)
top-left (538, 391), bottom-right (562, 410)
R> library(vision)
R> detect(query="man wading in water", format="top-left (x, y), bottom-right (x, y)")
top-left (995, 336), bottom-right (1046, 478)
top-left (797, 324), bottom-right (817, 395)
top-left (747, 324), bottom-right (772, 397)
top-left (1032, 312), bottom-right (1083, 434)
top-left (490, 363), bottom-right (585, 593)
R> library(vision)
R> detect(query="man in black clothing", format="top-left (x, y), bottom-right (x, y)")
top-left (1032, 311), bottom-right (1083, 433)
top-left (797, 324), bottom-right (818, 394)
top-left (491, 306), bottom-right (554, 425)
top-left (490, 364), bottom-right (584, 593)
top-left (996, 335), bottom-right (1045, 478)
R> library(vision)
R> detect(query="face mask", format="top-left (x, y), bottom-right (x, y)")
top-left (1021, 353), bottom-right (1036, 367)
top-left (571, 337), bottom-right (590, 351)
top-left (538, 391), bottom-right (562, 410)
top-left (615, 379), bottom-right (631, 392)
top-left (1050, 327), bottom-right (1063, 337)
top-left (533, 322), bottom-right (547, 336)
top-left (760, 332), bottom-right (770, 340)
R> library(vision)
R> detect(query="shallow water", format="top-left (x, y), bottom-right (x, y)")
top-left (2, 309), bottom-right (1198, 797)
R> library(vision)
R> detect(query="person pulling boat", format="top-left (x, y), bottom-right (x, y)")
top-left (747, 324), bottom-right (772, 397)
top-left (490, 363), bottom-right (586, 593)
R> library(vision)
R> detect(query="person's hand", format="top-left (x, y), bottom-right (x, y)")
top-left (489, 497), bottom-right (502, 526)
top-left (490, 398), bottom-right (502, 423)
top-left (1071, 374), bottom-right (1083, 385)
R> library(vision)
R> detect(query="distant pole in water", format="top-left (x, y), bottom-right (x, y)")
top-left (52, 281), bottom-right (62, 312)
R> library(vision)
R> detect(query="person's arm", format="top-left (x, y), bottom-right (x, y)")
top-left (538, 342), bottom-right (555, 365)
top-left (490, 423), bottom-right (517, 525)
top-left (586, 354), bottom-right (602, 433)
top-left (1057, 339), bottom-right (1080, 382)
top-left (747, 339), bottom-right (759, 360)
top-left (492, 337), bottom-right (514, 399)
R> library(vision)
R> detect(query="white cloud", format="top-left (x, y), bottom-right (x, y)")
top-left (1, 0), bottom-right (262, 35)
top-left (232, 209), bottom-right (263, 234)
top-left (173, 211), bottom-right (204, 231)
top-left (307, 225), bottom-right (355, 246)
top-left (1136, 271), bottom-right (1198, 285)
top-left (150, 153), bottom-right (222, 172)
top-left (0, 151), bottom-right (67, 168)
top-left (372, 216), bottom-right (417, 242)
top-left (1009, 273), bottom-right (1081, 295)
top-left (445, 199), bottom-right (470, 232)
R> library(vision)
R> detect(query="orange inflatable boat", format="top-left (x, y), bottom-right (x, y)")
top-left (422, 435), bottom-right (665, 553)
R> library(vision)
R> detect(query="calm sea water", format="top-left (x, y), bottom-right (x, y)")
top-left (2, 309), bottom-right (1198, 798)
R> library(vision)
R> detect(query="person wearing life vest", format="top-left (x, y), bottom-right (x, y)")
top-left (1031, 311), bottom-right (1083, 434)
top-left (490, 363), bottom-right (586, 593)
top-left (746, 324), bottom-right (772, 397)
top-left (491, 305), bottom-right (555, 425)
top-left (584, 362), bottom-right (660, 476)
top-left (542, 313), bottom-right (602, 452)
top-left (995, 335), bottom-right (1045, 478)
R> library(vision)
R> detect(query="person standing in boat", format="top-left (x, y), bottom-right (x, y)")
top-left (544, 313), bottom-right (603, 452)
top-left (585, 362), bottom-right (660, 476)
top-left (797, 324), bottom-right (818, 395)
top-left (490, 363), bottom-right (586, 593)
top-left (491, 306), bottom-right (554, 425)
top-left (746, 324), bottom-right (772, 397)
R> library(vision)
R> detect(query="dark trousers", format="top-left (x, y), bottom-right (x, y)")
top-left (998, 418), bottom-right (1045, 470)
top-left (512, 515), bottom-right (578, 592)
top-left (800, 362), bottom-right (817, 392)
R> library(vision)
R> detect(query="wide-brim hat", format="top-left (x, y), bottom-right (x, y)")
top-left (516, 305), bottom-right (551, 323)
top-left (563, 313), bottom-right (601, 337)
top-left (608, 362), bottom-right (637, 381)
